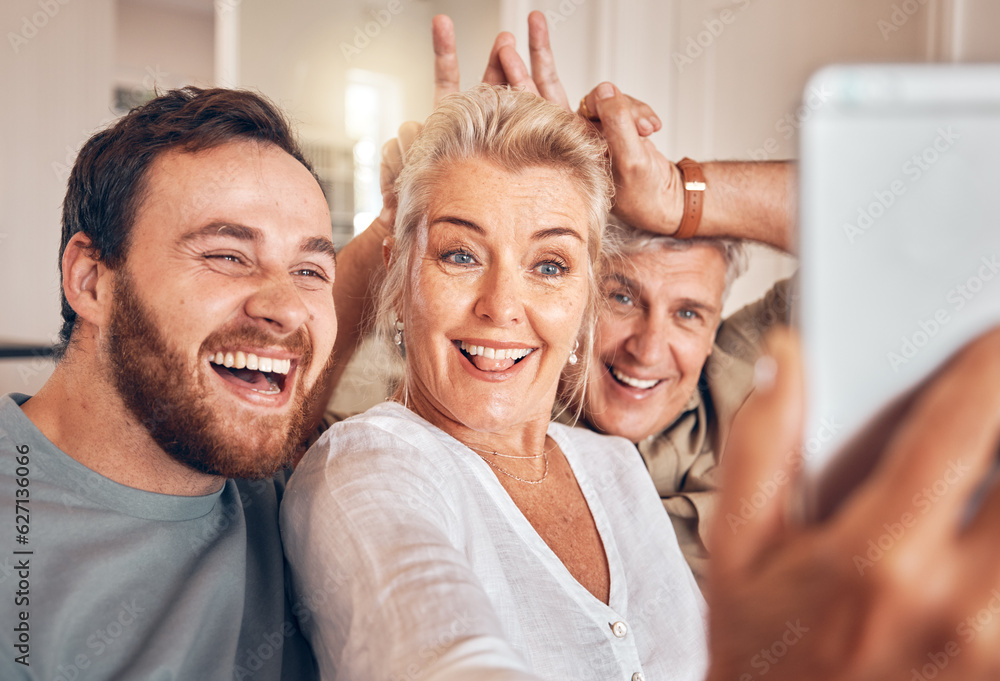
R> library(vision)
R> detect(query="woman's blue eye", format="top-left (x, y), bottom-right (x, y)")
top-left (612, 293), bottom-right (633, 306)
top-left (537, 262), bottom-right (563, 276)
top-left (445, 251), bottom-right (475, 265)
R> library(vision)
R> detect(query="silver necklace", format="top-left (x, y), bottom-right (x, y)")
top-left (468, 443), bottom-right (550, 485)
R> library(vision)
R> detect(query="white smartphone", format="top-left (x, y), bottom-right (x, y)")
top-left (797, 64), bottom-right (1000, 519)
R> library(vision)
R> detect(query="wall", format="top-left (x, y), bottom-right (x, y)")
top-left (237, 0), bottom-right (450, 146)
top-left (0, 0), bottom-right (116, 395)
top-left (953, 0), bottom-right (1000, 61)
top-left (0, 0), bottom-right (213, 395)
top-left (116, 0), bottom-right (214, 91)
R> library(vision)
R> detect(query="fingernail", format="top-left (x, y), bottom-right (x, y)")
top-left (753, 355), bottom-right (778, 392)
top-left (596, 82), bottom-right (615, 100)
top-left (638, 118), bottom-right (653, 134)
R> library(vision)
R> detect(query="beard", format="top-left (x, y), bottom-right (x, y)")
top-left (106, 271), bottom-right (335, 480)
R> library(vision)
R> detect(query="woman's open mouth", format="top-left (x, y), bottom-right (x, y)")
top-left (457, 341), bottom-right (534, 373)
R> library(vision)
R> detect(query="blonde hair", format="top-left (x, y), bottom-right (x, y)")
top-left (376, 85), bottom-right (613, 413)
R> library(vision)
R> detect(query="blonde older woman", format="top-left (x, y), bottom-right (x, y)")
top-left (280, 85), bottom-right (706, 680)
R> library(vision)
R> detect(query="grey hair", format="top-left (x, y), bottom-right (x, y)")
top-left (375, 85), bottom-right (613, 415)
top-left (603, 216), bottom-right (748, 301)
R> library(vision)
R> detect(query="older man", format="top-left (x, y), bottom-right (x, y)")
top-left (585, 222), bottom-right (794, 582)
top-left (570, 77), bottom-right (797, 582)
top-left (0, 87), bottom-right (331, 680)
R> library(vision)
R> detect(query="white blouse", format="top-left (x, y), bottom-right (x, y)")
top-left (281, 402), bottom-right (708, 681)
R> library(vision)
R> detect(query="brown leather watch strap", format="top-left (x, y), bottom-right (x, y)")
top-left (675, 157), bottom-right (706, 239)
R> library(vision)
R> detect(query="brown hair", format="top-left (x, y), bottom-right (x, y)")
top-left (56, 86), bottom-right (315, 358)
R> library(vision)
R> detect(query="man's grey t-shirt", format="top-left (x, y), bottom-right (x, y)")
top-left (0, 394), bottom-right (318, 680)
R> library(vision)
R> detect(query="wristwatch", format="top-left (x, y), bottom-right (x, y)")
top-left (675, 157), bottom-right (706, 239)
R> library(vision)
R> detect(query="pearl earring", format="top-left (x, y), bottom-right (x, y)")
top-left (568, 339), bottom-right (579, 365)
top-left (393, 319), bottom-right (404, 346)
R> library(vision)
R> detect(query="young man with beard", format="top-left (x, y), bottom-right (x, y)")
top-left (0, 88), bottom-right (336, 679)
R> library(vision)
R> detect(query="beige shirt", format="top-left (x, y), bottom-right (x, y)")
top-left (636, 279), bottom-right (795, 584)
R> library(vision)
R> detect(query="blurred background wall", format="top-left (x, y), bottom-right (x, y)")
top-left (2, 0), bottom-right (998, 401)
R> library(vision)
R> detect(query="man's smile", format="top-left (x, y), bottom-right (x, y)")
top-left (209, 350), bottom-right (297, 396)
top-left (607, 364), bottom-right (664, 391)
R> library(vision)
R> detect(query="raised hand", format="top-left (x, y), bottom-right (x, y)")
top-left (480, 11), bottom-right (570, 111)
top-left (374, 121), bottom-right (422, 238)
top-left (581, 82), bottom-right (680, 233)
top-left (706, 327), bottom-right (1000, 681)
top-left (432, 15), bottom-right (460, 108)
top-left (433, 10), bottom-right (659, 134)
